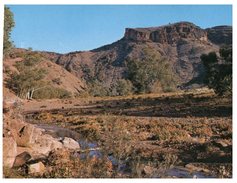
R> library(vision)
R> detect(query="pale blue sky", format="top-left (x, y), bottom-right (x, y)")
top-left (8, 5), bottom-right (232, 53)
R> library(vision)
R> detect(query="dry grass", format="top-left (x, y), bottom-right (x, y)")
top-left (20, 88), bottom-right (232, 178)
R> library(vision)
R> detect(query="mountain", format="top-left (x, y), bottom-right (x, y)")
top-left (4, 22), bottom-right (232, 98)
top-left (206, 25), bottom-right (232, 46)
top-left (50, 22), bottom-right (231, 90)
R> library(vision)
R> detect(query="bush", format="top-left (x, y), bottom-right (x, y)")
top-left (112, 79), bottom-right (133, 96)
top-left (126, 48), bottom-right (177, 94)
top-left (88, 80), bottom-right (109, 97)
top-left (7, 52), bottom-right (72, 99)
top-left (33, 86), bottom-right (72, 99)
top-left (52, 78), bottom-right (63, 85)
top-left (6, 52), bottom-right (47, 98)
top-left (201, 45), bottom-right (232, 96)
top-left (7, 68), bottom-right (47, 98)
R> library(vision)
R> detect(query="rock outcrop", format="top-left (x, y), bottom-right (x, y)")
top-left (30, 134), bottom-right (63, 158)
top-left (124, 22), bottom-right (208, 44)
top-left (52, 22), bottom-right (231, 88)
top-left (62, 137), bottom-right (80, 150)
top-left (3, 100), bottom-right (81, 169)
top-left (10, 120), bottom-right (43, 147)
top-left (206, 26), bottom-right (232, 45)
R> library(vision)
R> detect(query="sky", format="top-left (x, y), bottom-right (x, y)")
top-left (8, 5), bottom-right (232, 54)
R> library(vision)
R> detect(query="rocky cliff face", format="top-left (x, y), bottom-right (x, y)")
top-left (39, 22), bottom-right (232, 89)
top-left (206, 26), bottom-right (232, 45)
top-left (124, 22), bottom-right (208, 44)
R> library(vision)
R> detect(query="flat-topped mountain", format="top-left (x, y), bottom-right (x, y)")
top-left (5, 22), bottom-right (232, 97)
top-left (124, 22), bottom-right (208, 43)
top-left (51, 22), bottom-right (231, 91)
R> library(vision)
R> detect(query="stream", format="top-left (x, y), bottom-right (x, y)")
top-left (35, 123), bottom-right (215, 178)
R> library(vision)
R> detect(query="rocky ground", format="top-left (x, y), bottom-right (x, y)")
top-left (6, 88), bottom-right (230, 178)
top-left (3, 100), bottom-right (80, 177)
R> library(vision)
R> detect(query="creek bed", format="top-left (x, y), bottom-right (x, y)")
top-left (35, 123), bottom-right (216, 178)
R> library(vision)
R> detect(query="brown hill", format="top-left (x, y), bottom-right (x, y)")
top-left (4, 22), bottom-right (232, 99)
top-left (3, 50), bottom-right (85, 98)
top-left (52, 22), bottom-right (231, 89)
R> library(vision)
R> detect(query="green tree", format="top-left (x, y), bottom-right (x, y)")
top-left (201, 45), bottom-right (232, 96)
top-left (88, 80), bottom-right (109, 97)
top-left (7, 52), bottom-right (47, 99)
top-left (114, 79), bottom-right (133, 96)
top-left (3, 6), bottom-right (15, 57)
top-left (126, 48), bottom-right (176, 93)
top-left (8, 68), bottom-right (47, 98)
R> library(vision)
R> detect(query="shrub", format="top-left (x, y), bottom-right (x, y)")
top-left (6, 52), bottom-right (72, 99)
top-left (14, 52), bottom-right (43, 71)
top-left (88, 80), bottom-right (109, 97)
top-left (52, 78), bottom-right (63, 85)
top-left (201, 45), bottom-right (232, 96)
top-left (6, 52), bottom-right (48, 99)
top-left (112, 79), bottom-right (133, 96)
top-left (7, 68), bottom-right (47, 98)
top-left (33, 86), bottom-right (72, 99)
top-left (126, 48), bottom-right (177, 94)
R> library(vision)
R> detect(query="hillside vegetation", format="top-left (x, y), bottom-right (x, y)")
top-left (4, 51), bottom-right (85, 99)
top-left (2, 7), bottom-right (232, 179)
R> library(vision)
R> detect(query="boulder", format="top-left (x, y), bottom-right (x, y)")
top-left (30, 134), bottom-right (63, 157)
top-left (185, 163), bottom-right (200, 171)
top-left (3, 137), bottom-right (17, 168)
top-left (28, 162), bottom-right (45, 175)
top-left (9, 118), bottom-right (43, 147)
top-left (13, 151), bottom-right (31, 167)
top-left (13, 123), bottom-right (43, 147)
top-left (62, 137), bottom-right (80, 150)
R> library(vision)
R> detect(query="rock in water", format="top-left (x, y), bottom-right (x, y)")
top-left (30, 134), bottom-right (63, 158)
top-left (3, 137), bottom-right (17, 168)
top-left (62, 137), bottom-right (80, 150)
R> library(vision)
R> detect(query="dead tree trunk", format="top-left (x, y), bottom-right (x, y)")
top-left (30, 88), bottom-right (35, 99)
top-left (26, 91), bottom-right (30, 100)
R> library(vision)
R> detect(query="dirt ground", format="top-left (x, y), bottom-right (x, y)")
top-left (22, 89), bottom-right (232, 178)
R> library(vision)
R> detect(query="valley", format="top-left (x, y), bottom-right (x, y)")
top-left (18, 89), bottom-right (232, 178)
top-left (2, 10), bottom-right (232, 178)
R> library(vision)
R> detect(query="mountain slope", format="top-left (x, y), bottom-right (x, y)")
top-left (3, 49), bottom-right (85, 98)
top-left (52, 22), bottom-right (231, 90)
top-left (5, 22), bottom-right (231, 99)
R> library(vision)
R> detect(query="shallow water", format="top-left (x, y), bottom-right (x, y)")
top-left (165, 167), bottom-right (215, 178)
top-left (36, 123), bottom-right (215, 178)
